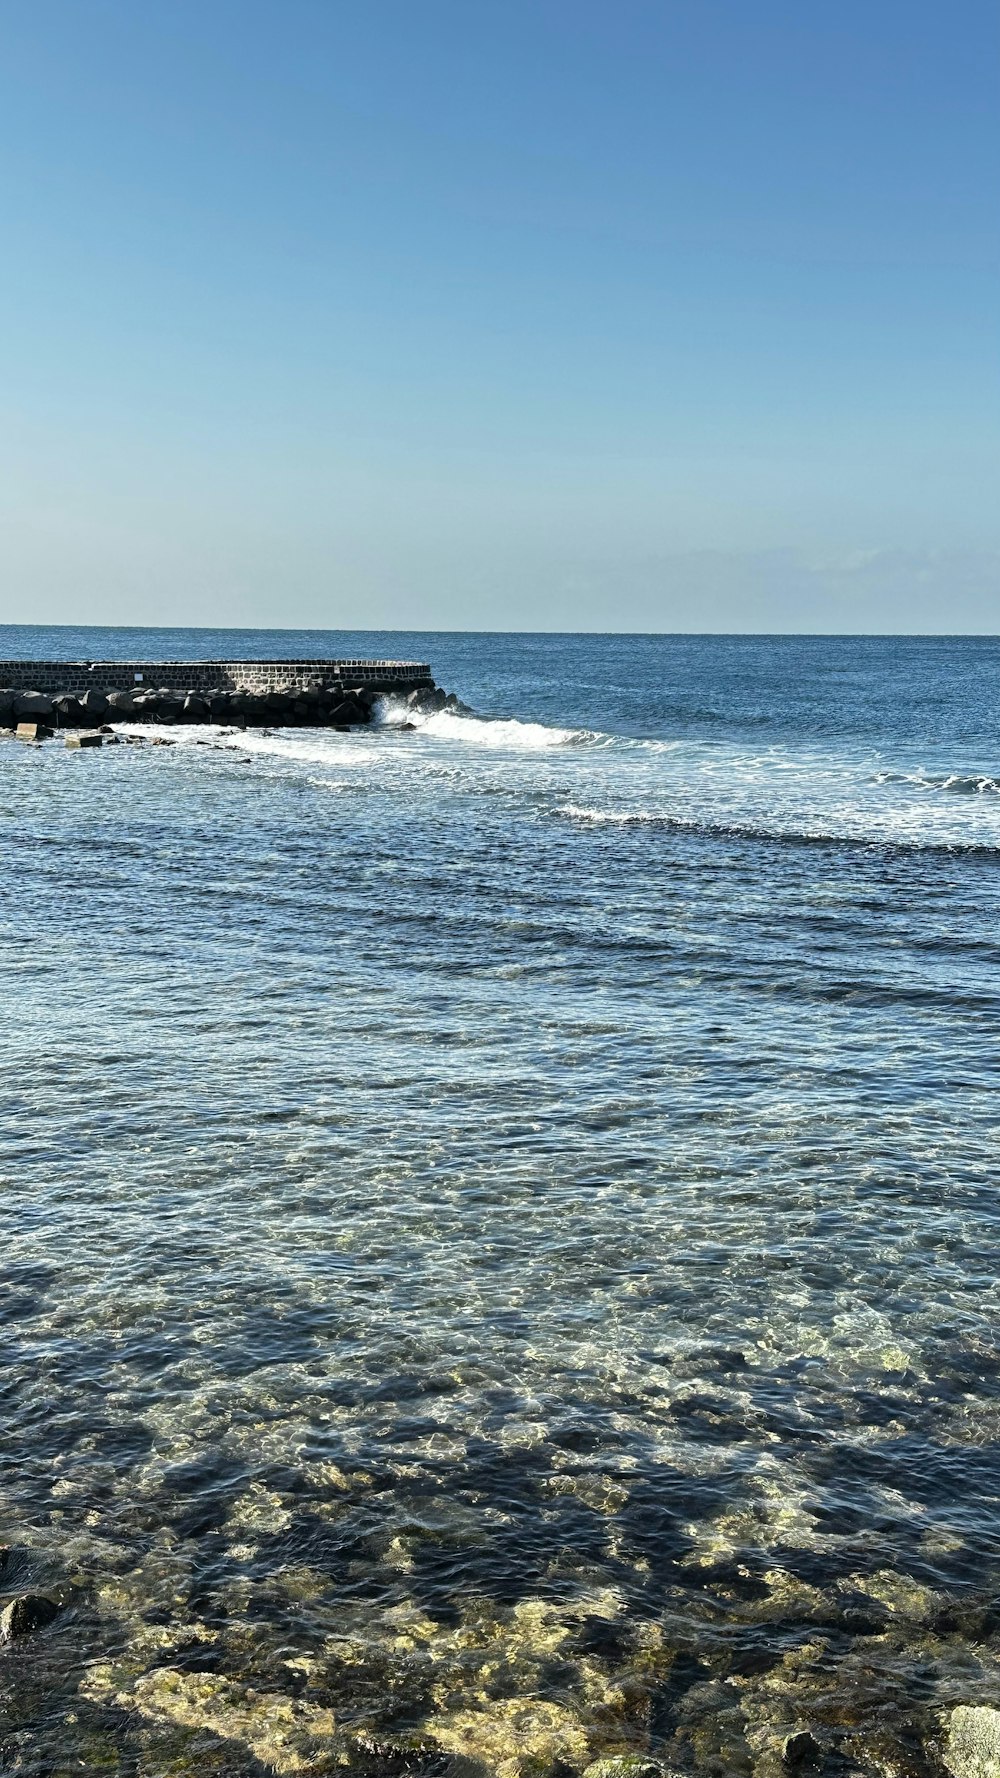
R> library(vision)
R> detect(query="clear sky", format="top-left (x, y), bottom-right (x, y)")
top-left (1, 0), bottom-right (997, 632)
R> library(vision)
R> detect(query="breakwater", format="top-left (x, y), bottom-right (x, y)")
top-left (0, 657), bottom-right (434, 693)
top-left (0, 658), bottom-right (455, 729)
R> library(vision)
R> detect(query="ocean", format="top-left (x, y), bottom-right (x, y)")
top-left (2, 628), bottom-right (1000, 1777)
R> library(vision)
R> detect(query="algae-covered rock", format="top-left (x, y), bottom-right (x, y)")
top-left (111, 1667), bottom-right (338, 1773)
top-left (944, 1707), bottom-right (1000, 1778)
top-left (582, 1758), bottom-right (669, 1778)
top-left (429, 1696), bottom-right (589, 1777)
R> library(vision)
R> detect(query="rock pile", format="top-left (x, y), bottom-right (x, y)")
top-left (0, 680), bottom-right (464, 731)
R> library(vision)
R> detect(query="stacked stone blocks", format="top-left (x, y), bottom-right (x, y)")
top-left (0, 659), bottom-right (434, 694)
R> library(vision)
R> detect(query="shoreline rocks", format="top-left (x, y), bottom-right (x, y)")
top-left (0, 677), bottom-right (466, 734)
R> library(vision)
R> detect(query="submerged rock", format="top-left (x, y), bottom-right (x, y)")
top-left (944, 1706), bottom-right (1000, 1778)
top-left (781, 1730), bottom-right (822, 1770)
top-left (95, 1666), bottom-right (338, 1773)
top-left (0, 1594), bottom-right (59, 1642)
top-left (582, 1760), bottom-right (669, 1778)
top-left (429, 1696), bottom-right (590, 1777)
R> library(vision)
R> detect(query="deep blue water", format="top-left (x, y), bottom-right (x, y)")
top-left (2, 628), bottom-right (1000, 1778)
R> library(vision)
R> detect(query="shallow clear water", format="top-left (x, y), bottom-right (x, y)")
top-left (2, 629), bottom-right (1000, 1777)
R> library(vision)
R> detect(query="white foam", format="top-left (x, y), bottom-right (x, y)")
top-left (376, 698), bottom-right (591, 750)
top-left (235, 730), bottom-right (381, 767)
top-left (112, 722), bottom-right (383, 768)
top-left (558, 803), bottom-right (654, 825)
top-left (108, 715), bottom-right (1000, 851)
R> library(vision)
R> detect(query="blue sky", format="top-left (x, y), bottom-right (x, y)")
top-left (1, 0), bottom-right (997, 630)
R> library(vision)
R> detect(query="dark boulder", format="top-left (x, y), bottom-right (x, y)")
top-left (230, 691), bottom-right (265, 724)
top-left (129, 693), bottom-right (163, 720)
top-left (181, 694), bottom-right (210, 722)
top-left (53, 694), bottom-right (86, 726)
top-left (333, 688), bottom-right (372, 720)
top-left (0, 1595), bottom-right (59, 1642)
top-left (781, 1732), bottom-right (822, 1771)
top-left (329, 699), bottom-right (363, 726)
top-left (79, 689), bottom-right (109, 720)
top-left (13, 691), bottom-right (55, 721)
top-left (106, 689), bottom-right (141, 715)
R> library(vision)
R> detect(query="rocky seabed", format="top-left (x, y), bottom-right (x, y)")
top-left (4, 1516), bottom-right (1000, 1778)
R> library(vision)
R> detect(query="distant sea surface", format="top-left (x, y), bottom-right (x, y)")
top-left (3, 628), bottom-right (1000, 1777)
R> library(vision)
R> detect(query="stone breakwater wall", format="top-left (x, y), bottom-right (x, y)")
top-left (0, 659), bottom-right (460, 731)
top-left (0, 658), bottom-right (434, 694)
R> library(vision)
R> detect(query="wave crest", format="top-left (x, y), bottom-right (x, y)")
top-left (555, 803), bottom-right (1000, 856)
top-left (873, 770), bottom-right (1000, 795)
top-left (376, 698), bottom-right (593, 750)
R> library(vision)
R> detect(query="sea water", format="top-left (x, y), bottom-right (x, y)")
top-left (2, 629), bottom-right (1000, 1776)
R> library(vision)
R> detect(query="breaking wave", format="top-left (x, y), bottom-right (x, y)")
top-left (873, 768), bottom-right (1000, 795)
top-left (375, 697), bottom-right (595, 749)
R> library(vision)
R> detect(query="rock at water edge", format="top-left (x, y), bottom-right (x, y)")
top-left (0, 1595), bottom-right (60, 1642)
